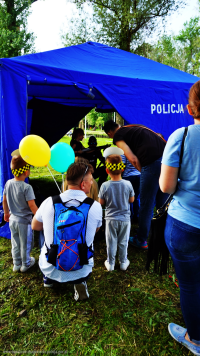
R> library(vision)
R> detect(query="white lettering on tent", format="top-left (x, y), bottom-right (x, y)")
top-left (180, 104), bottom-right (184, 113)
top-left (163, 104), bottom-right (168, 114)
top-left (157, 104), bottom-right (162, 114)
top-left (171, 104), bottom-right (176, 113)
top-left (151, 104), bottom-right (185, 114)
top-left (151, 104), bottom-right (156, 114)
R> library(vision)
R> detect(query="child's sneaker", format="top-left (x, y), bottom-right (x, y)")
top-left (120, 259), bottom-right (130, 271)
top-left (13, 264), bottom-right (22, 272)
top-left (20, 257), bottom-right (35, 272)
top-left (74, 281), bottom-right (89, 301)
top-left (129, 236), bottom-right (148, 250)
top-left (104, 260), bottom-right (115, 271)
top-left (43, 276), bottom-right (53, 288)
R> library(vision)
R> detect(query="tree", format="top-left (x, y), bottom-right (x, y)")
top-left (136, 35), bottom-right (187, 71)
top-left (86, 108), bottom-right (113, 128)
top-left (137, 17), bottom-right (200, 76)
top-left (63, 0), bottom-right (185, 52)
top-left (95, 116), bottom-right (104, 129)
top-left (175, 17), bottom-right (200, 75)
top-left (0, 0), bottom-right (37, 58)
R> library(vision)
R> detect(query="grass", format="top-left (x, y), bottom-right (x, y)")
top-left (0, 134), bottom-right (191, 356)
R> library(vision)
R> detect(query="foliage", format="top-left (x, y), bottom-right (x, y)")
top-left (62, 0), bottom-right (185, 52)
top-left (136, 35), bottom-right (187, 72)
top-left (135, 17), bottom-right (200, 77)
top-left (175, 17), bottom-right (200, 75)
top-left (86, 108), bottom-right (113, 128)
top-left (0, 0), bottom-right (36, 58)
top-left (95, 116), bottom-right (104, 129)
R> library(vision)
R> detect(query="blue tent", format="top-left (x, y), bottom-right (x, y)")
top-left (0, 41), bottom-right (199, 209)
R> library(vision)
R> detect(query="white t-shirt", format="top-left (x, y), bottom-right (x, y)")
top-left (35, 189), bottom-right (102, 282)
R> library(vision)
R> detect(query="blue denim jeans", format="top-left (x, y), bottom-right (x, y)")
top-left (165, 214), bottom-right (200, 344)
top-left (137, 158), bottom-right (168, 243)
top-left (123, 175), bottom-right (140, 218)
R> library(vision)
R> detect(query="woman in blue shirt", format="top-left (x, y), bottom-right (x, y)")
top-left (159, 80), bottom-right (200, 355)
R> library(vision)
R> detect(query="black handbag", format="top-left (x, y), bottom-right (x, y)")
top-left (146, 127), bottom-right (188, 276)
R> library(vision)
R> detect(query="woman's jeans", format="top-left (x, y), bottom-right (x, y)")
top-left (123, 175), bottom-right (140, 218)
top-left (137, 158), bottom-right (168, 243)
top-left (165, 214), bottom-right (200, 344)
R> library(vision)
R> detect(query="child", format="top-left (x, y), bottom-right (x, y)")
top-left (3, 155), bottom-right (38, 272)
top-left (99, 154), bottom-right (135, 271)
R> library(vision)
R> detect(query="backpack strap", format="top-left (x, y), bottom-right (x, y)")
top-left (82, 197), bottom-right (94, 207)
top-left (52, 195), bottom-right (62, 205)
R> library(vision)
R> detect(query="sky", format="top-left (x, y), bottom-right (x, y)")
top-left (27, 0), bottom-right (199, 53)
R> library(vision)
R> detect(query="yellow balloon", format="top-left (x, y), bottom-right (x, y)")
top-left (19, 135), bottom-right (51, 167)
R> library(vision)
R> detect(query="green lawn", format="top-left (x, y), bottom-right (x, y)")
top-left (0, 135), bottom-right (190, 356)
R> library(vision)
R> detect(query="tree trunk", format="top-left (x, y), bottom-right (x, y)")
top-left (116, 112), bottom-right (124, 126)
top-left (79, 120), bottom-right (84, 129)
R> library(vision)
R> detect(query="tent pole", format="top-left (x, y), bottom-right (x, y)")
top-left (85, 116), bottom-right (86, 139)
top-left (26, 81), bottom-right (28, 135)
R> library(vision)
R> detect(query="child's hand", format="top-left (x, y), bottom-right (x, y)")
top-left (4, 213), bottom-right (10, 222)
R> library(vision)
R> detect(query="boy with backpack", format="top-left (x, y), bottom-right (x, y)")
top-left (32, 162), bottom-right (102, 301)
top-left (99, 153), bottom-right (135, 271)
top-left (3, 155), bottom-right (38, 272)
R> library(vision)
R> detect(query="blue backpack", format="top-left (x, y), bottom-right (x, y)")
top-left (46, 195), bottom-right (94, 271)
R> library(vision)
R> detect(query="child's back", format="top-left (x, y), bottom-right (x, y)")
top-left (4, 179), bottom-right (35, 224)
top-left (99, 153), bottom-right (134, 272)
top-left (100, 179), bottom-right (133, 221)
top-left (3, 156), bottom-right (38, 273)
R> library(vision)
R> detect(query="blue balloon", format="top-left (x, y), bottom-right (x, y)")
top-left (49, 142), bottom-right (75, 173)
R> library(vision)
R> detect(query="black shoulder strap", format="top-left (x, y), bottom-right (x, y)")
top-left (82, 197), bottom-right (94, 207)
top-left (52, 195), bottom-right (62, 206)
top-left (179, 127), bottom-right (188, 170)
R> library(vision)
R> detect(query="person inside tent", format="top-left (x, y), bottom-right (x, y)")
top-left (70, 128), bottom-right (85, 156)
top-left (83, 135), bottom-right (108, 188)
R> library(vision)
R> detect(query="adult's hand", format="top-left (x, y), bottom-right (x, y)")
top-left (115, 140), bottom-right (142, 172)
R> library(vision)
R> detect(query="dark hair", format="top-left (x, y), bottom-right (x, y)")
top-left (67, 162), bottom-right (94, 185)
top-left (88, 135), bottom-right (97, 145)
top-left (103, 120), bottom-right (119, 134)
top-left (10, 155), bottom-right (28, 172)
top-left (75, 157), bottom-right (89, 164)
top-left (71, 128), bottom-right (84, 142)
top-left (189, 81), bottom-right (200, 118)
top-left (106, 154), bottom-right (123, 176)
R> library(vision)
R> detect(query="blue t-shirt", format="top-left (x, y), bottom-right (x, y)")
top-left (162, 125), bottom-right (200, 228)
top-left (121, 154), bottom-right (141, 178)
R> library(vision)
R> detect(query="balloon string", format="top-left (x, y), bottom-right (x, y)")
top-left (47, 166), bottom-right (61, 193)
top-left (62, 174), bottom-right (64, 193)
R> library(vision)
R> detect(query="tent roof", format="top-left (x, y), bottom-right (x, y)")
top-left (1, 41), bottom-right (197, 84)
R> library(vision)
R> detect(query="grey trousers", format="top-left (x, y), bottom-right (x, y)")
top-left (9, 221), bottom-right (33, 267)
top-left (105, 220), bottom-right (130, 265)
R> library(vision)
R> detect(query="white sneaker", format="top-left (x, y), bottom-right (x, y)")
top-left (104, 260), bottom-right (115, 271)
top-left (13, 264), bottom-right (22, 272)
top-left (20, 257), bottom-right (35, 272)
top-left (120, 259), bottom-right (130, 271)
top-left (74, 281), bottom-right (89, 301)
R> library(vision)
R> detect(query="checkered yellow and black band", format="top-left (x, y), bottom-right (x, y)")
top-left (11, 164), bottom-right (30, 177)
top-left (105, 161), bottom-right (126, 171)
